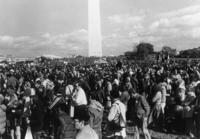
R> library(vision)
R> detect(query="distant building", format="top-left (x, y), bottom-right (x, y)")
top-left (41, 54), bottom-right (62, 59)
top-left (0, 56), bottom-right (6, 62)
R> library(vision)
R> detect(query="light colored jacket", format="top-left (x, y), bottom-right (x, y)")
top-left (72, 87), bottom-right (87, 106)
top-left (152, 91), bottom-right (162, 105)
top-left (108, 99), bottom-right (126, 138)
top-left (88, 100), bottom-right (104, 139)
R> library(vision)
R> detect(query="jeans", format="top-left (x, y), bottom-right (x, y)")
top-left (133, 117), bottom-right (151, 139)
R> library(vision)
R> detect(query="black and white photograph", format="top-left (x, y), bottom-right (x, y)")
top-left (0, 0), bottom-right (200, 139)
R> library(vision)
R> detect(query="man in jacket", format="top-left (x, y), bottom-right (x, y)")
top-left (131, 91), bottom-right (151, 139)
top-left (88, 92), bottom-right (104, 139)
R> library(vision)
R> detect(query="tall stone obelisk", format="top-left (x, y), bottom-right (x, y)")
top-left (88, 0), bottom-right (102, 57)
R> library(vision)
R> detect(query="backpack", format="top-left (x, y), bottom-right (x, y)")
top-left (109, 102), bottom-right (123, 132)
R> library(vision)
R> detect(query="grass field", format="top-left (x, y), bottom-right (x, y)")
top-left (3, 119), bottom-right (197, 139)
top-left (3, 129), bottom-right (194, 139)
top-left (125, 127), bottom-right (195, 139)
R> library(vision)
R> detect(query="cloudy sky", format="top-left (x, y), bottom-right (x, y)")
top-left (0, 0), bottom-right (200, 57)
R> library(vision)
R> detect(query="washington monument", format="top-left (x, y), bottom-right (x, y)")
top-left (88, 0), bottom-right (102, 57)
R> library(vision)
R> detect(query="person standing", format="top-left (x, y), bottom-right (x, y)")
top-left (131, 91), bottom-right (151, 139)
top-left (148, 83), bottom-right (166, 131)
top-left (107, 87), bottom-right (126, 139)
top-left (56, 103), bottom-right (76, 139)
top-left (194, 83), bottom-right (200, 138)
top-left (0, 94), bottom-right (6, 139)
top-left (30, 95), bottom-right (45, 139)
top-left (71, 80), bottom-right (88, 118)
top-left (88, 92), bottom-right (104, 139)
top-left (74, 106), bottom-right (98, 139)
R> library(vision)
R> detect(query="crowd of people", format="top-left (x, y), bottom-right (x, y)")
top-left (0, 57), bottom-right (200, 139)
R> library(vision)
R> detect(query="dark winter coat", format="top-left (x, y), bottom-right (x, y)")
top-left (57, 112), bottom-right (76, 139)
top-left (30, 99), bottom-right (45, 132)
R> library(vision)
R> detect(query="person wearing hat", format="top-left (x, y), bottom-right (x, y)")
top-left (0, 94), bottom-right (6, 139)
top-left (74, 106), bottom-right (98, 139)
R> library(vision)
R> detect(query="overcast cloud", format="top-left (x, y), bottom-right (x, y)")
top-left (0, 0), bottom-right (200, 57)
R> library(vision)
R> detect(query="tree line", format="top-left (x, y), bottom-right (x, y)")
top-left (124, 42), bottom-right (200, 60)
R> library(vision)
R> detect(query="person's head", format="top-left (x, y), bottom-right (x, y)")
top-left (106, 81), bottom-right (112, 92)
top-left (57, 74), bottom-right (64, 84)
top-left (125, 76), bottom-right (132, 90)
top-left (110, 85), bottom-right (120, 100)
top-left (35, 79), bottom-right (41, 88)
top-left (191, 73), bottom-right (198, 82)
top-left (10, 69), bottom-right (14, 76)
top-left (46, 80), bottom-right (54, 91)
top-left (96, 78), bottom-right (102, 89)
top-left (24, 81), bottom-right (31, 90)
top-left (74, 106), bottom-right (90, 130)
top-left (73, 81), bottom-right (80, 90)
top-left (90, 92), bottom-right (100, 103)
top-left (144, 73), bottom-right (150, 81)
top-left (120, 90), bottom-right (130, 104)
top-left (125, 76), bottom-right (131, 83)
top-left (73, 77), bottom-right (80, 89)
